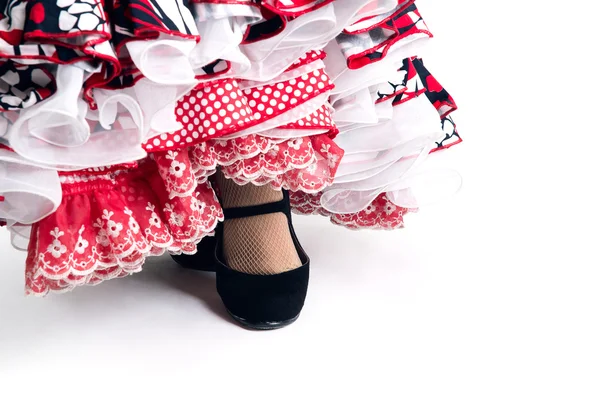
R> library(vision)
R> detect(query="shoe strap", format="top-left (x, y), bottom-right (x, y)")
top-left (223, 190), bottom-right (291, 220)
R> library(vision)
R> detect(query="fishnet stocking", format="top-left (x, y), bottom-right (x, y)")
top-left (216, 171), bottom-right (302, 275)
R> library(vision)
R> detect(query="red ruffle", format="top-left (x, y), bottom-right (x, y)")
top-left (25, 161), bottom-right (223, 296)
top-left (290, 191), bottom-right (415, 230)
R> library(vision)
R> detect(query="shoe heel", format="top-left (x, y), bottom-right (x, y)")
top-left (170, 234), bottom-right (217, 272)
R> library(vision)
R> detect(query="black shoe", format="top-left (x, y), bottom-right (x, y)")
top-left (215, 190), bottom-right (310, 330)
top-left (170, 234), bottom-right (218, 272)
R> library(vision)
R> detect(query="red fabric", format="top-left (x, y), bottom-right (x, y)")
top-left (144, 65), bottom-right (335, 152)
top-left (25, 162), bottom-right (223, 296)
top-left (291, 191), bottom-right (415, 230)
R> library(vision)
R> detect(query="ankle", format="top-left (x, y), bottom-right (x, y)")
top-left (216, 170), bottom-right (283, 208)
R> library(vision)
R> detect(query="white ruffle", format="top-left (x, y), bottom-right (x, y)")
top-left (384, 150), bottom-right (462, 209)
top-left (320, 148), bottom-right (430, 214)
top-left (8, 65), bottom-right (89, 150)
top-left (345, 0), bottom-right (400, 28)
top-left (6, 65), bottom-right (147, 169)
top-left (323, 94), bottom-right (460, 214)
top-left (239, 59), bottom-right (326, 90)
top-left (191, 17), bottom-right (249, 77)
top-left (122, 0), bottom-right (199, 84)
top-left (127, 3), bottom-right (261, 84)
top-left (334, 95), bottom-right (441, 156)
top-left (241, 4), bottom-right (336, 61)
top-left (326, 37), bottom-right (429, 103)
top-left (0, 153), bottom-right (61, 225)
top-left (193, 2), bottom-right (261, 23)
top-left (126, 35), bottom-right (198, 85)
top-left (332, 88), bottom-right (393, 130)
top-left (238, 0), bottom-right (389, 82)
top-left (267, 128), bottom-right (329, 139)
top-left (8, 223), bottom-right (31, 251)
top-left (114, 78), bottom-right (197, 140)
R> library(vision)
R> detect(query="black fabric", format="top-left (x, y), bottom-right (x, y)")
top-left (216, 261), bottom-right (309, 325)
top-left (222, 190), bottom-right (291, 220)
top-left (170, 234), bottom-right (217, 272)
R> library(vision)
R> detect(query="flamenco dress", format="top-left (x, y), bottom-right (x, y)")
top-left (0, 0), bottom-right (461, 296)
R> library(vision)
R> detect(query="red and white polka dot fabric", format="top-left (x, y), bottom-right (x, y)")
top-left (144, 64), bottom-right (334, 152)
top-left (140, 53), bottom-right (342, 194)
top-left (143, 79), bottom-right (254, 151)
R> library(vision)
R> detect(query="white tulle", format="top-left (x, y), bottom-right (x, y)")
top-left (8, 65), bottom-right (89, 150)
top-left (337, 101), bottom-right (394, 134)
top-left (193, 2), bottom-right (261, 23)
top-left (333, 87), bottom-right (377, 122)
top-left (191, 18), bottom-right (245, 72)
top-left (237, 0), bottom-right (394, 82)
top-left (239, 60), bottom-right (325, 90)
top-left (124, 79), bottom-right (197, 140)
top-left (343, 7), bottom-right (396, 33)
top-left (336, 135), bottom-right (436, 178)
top-left (335, 95), bottom-right (442, 155)
top-left (8, 223), bottom-right (31, 251)
top-left (88, 89), bottom-right (144, 134)
top-left (192, 3), bottom-right (262, 79)
top-left (346, 0), bottom-right (400, 28)
top-left (120, 0), bottom-right (199, 84)
top-left (126, 35), bottom-right (198, 85)
top-left (321, 148), bottom-right (429, 213)
top-left (0, 159), bottom-right (61, 225)
top-left (323, 82), bottom-right (460, 214)
top-left (127, 2), bottom-right (264, 84)
top-left (268, 128), bottom-right (329, 138)
top-left (6, 67), bottom-right (148, 169)
top-left (242, 4), bottom-right (336, 62)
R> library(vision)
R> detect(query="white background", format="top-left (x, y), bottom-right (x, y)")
top-left (1, 1), bottom-right (600, 398)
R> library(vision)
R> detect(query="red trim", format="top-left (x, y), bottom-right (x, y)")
top-left (190, 0), bottom-right (260, 6)
top-left (0, 51), bottom-right (93, 64)
top-left (113, 25), bottom-right (200, 62)
top-left (430, 136), bottom-right (463, 153)
top-left (375, 86), bottom-right (406, 104)
top-left (130, 19), bottom-right (201, 43)
top-left (438, 104), bottom-right (458, 120)
top-left (195, 60), bottom-right (232, 80)
top-left (24, 30), bottom-right (112, 49)
top-left (242, 15), bottom-right (287, 45)
top-left (347, 28), bottom-right (432, 70)
top-left (343, 0), bottom-right (416, 35)
top-left (391, 87), bottom-right (426, 106)
top-left (261, 0), bottom-right (335, 17)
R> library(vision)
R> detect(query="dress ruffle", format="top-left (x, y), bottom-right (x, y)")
top-left (191, 132), bottom-right (342, 193)
top-left (0, 0), bottom-right (462, 295)
top-left (25, 162), bottom-right (223, 296)
top-left (288, 0), bottom-right (461, 230)
top-left (145, 54), bottom-right (343, 193)
top-left (291, 190), bottom-right (414, 230)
